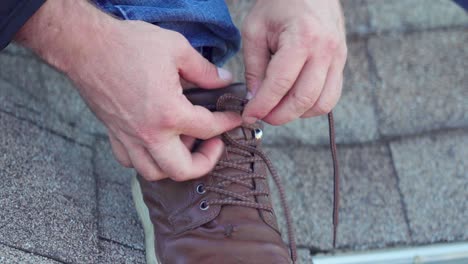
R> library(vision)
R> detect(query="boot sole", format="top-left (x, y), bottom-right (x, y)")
top-left (131, 175), bottom-right (161, 264)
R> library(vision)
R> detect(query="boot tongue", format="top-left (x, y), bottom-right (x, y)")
top-left (184, 83), bottom-right (251, 141)
top-left (184, 83), bottom-right (247, 107)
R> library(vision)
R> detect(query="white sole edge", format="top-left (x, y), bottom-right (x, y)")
top-left (131, 175), bottom-right (161, 264)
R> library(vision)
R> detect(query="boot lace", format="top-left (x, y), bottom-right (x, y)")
top-left (202, 94), bottom-right (340, 263)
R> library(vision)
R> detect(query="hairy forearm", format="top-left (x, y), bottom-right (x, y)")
top-left (14, 0), bottom-right (114, 74)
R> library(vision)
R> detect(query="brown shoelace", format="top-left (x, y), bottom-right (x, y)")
top-left (203, 94), bottom-right (340, 263)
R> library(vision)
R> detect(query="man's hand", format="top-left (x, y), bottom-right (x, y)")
top-left (15, 0), bottom-right (241, 181)
top-left (242, 0), bottom-right (347, 125)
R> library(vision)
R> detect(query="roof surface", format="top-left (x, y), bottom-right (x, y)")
top-left (0, 0), bottom-right (467, 263)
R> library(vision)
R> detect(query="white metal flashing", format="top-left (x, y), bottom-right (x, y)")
top-left (312, 242), bottom-right (468, 264)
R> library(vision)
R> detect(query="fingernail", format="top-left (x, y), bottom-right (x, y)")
top-left (248, 82), bottom-right (260, 96)
top-left (243, 116), bottom-right (258, 124)
top-left (246, 91), bottom-right (254, 100)
top-left (217, 67), bottom-right (232, 81)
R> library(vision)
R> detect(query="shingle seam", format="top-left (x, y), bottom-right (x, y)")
top-left (263, 127), bottom-right (468, 149)
top-left (0, 241), bottom-right (68, 264)
top-left (386, 143), bottom-right (413, 241)
top-left (98, 236), bottom-right (145, 252)
top-left (0, 108), bottom-right (92, 149)
top-left (346, 23), bottom-right (468, 41)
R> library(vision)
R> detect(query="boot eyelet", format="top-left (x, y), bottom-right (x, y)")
top-left (196, 183), bottom-right (206, 194)
top-left (253, 128), bottom-right (263, 140)
top-left (199, 200), bottom-right (209, 211)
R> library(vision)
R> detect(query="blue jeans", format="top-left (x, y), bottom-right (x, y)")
top-left (93, 0), bottom-right (241, 66)
top-left (453, 0), bottom-right (468, 10)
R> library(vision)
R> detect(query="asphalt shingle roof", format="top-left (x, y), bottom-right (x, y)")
top-left (0, 0), bottom-right (467, 262)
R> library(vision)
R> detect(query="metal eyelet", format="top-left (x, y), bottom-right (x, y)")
top-left (199, 200), bottom-right (209, 211)
top-left (253, 128), bottom-right (263, 140)
top-left (196, 183), bottom-right (206, 194)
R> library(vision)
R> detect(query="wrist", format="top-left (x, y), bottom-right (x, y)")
top-left (15, 0), bottom-right (117, 75)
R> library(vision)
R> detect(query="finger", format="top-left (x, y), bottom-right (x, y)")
top-left (242, 29), bottom-right (269, 97)
top-left (180, 135), bottom-right (196, 151)
top-left (301, 58), bottom-right (344, 118)
top-left (178, 101), bottom-right (242, 139)
top-left (262, 57), bottom-right (330, 125)
top-left (302, 76), bottom-right (343, 118)
top-left (108, 133), bottom-right (132, 168)
top-left (127, 144), bottom-right (165, 181)
top-left (149, 137), bottom-right (224, 182)
top-left (178, 45), bottom-right (233, 89)
top-left (242, 47), bottom-right (307, 124)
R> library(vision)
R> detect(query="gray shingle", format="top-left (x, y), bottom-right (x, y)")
top-left (98, 181), bottom-right (144, 250)
top-left (0, 79), bottom-right (94, 146)
top-left (94, 138), bottom-right (135, 185)
top-left (38, 63), bottom-right (86, 126)
top-left (342, 0), bottom-right (371, 35)
top-left (298, 249), bottom-right (313, 264)
top-left (0, 53), bottom-right (42, 97)
top-left (39, 63), bottom-right (107, 135)
top-left (0, 52), bottom-right (106, 136)
top-left (0, 112), bottom-right (98, 263)
top-left (265, 143), bottom-right (409, 250)
top-left (390, 130), bottom-right (468, 243)
top-left (0, 50), bottom-right (82, 125)
top-left (98, 240), bottom-right (145, 264)
top-left (2, 43), bottom-right (34, 57)
top-left (369, 30), bottom-right (468, 136)
top-left (0, 244), bottom-right (60, 264)
top-left (226, 0), bottom-right (373, 36)
top-left (94, 138), bottom-right (144, 249)
top-left (367, 0), bottom-right (468, 33)
top-left (225, 0), bottom-right (253, 29)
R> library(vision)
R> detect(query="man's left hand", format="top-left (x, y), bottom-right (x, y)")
top-left (242, 0), bottom-right (347, 125)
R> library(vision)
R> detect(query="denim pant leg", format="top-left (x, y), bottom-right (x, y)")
top-left (93, 0), bottom-right (241, 66)
top-left (453, 0), bottom-right (468, 10)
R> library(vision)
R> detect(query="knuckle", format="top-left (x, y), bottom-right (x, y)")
top-left (142, 171), bottom-right (161, 182)
top-left (200, 61), bottom-right (216, 77)
top-left (291, 22), bottom-right (318, 49)
top-left (119, 159), bottom-right (133, 168)
top-left (298, 25), bottom-right (318, 44)
top-left (292, 92), bottom-right (316, 112)
top-left (241, 23), bottom-right (258, 41)
top-left (245, 70), bottom-right (260, 84)
top-left (241, 27), bottom-right (254, 40)
top-left (267, 117), bottom-right (287, 126)
top-left (198, 129), bottom-right (215, 140)
top-left (323, 35), bottom-right (340, 53)
top-left (295, 38), bottom-right (313, 53)
top-left (134, 128), bottom-right (155, 144)
top-left (291, 33), bottom-right (315, 52)
top-left (170, 168), bottom-right (190, 182)
top-left (314, 100), bottom-right (336, 115)
top-left (162, 159), bottom-right (191, 182)
top-left (138, 165), bottom-right (161, 182)
top-left (271, 77), bottom-right (294, 96)
top-left (158, 109), bottom-right (179, 129)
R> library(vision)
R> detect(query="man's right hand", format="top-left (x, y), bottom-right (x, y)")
top-left (15, 0), bottom-right (241, 182)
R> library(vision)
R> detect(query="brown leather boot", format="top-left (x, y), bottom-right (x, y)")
top-left (132, 83), bottom-right (297, 264)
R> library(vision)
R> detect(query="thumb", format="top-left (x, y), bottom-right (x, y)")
top-left (178, 46), bottom-right (233, 89)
